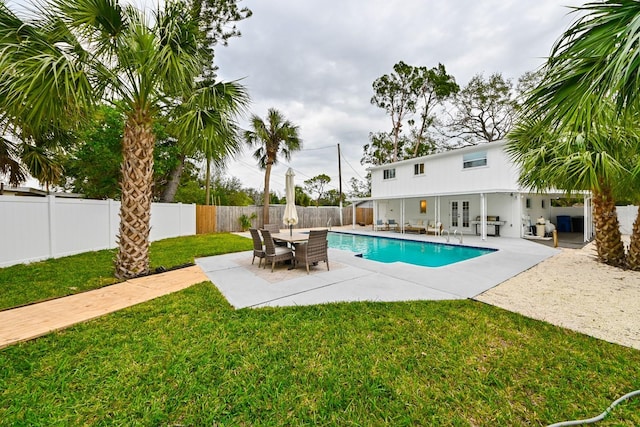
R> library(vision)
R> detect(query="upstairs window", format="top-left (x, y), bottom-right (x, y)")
top-left (383, 168), bottom-right (396, 180)
top-left (463, 151), bottom-right (487, 169)
top-left (414, 163), bottom-right (425, 175)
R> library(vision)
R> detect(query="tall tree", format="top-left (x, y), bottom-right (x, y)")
top-left (371, 61), bottom-right (457, 161)
top-left (294, 185), bottom-right (312, 207)
top-left (59, 105), bottom-right (193, 200)
top-left (0, 0), bottom-right (247, 279)
top-left (191, 0), bottom-right (252, 81)
top-left (159, 0), bottom-right (251, 203)
top-left (304, 174), bottom-right (331, 207)
top-left (347, 177), bottom-right (370, 198)
top-left (245, 108), bottom-right (302, 225)
top-left (446, 73), bottom-right (516, 146)
top-left (509, 0), bottom-right (640, 269)
top-left (410, 63), bottom-right (459, 156)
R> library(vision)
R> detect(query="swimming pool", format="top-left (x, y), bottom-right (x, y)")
top-left (327, 232), bottom-right (496, 267)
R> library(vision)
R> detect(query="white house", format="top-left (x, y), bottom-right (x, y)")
top-left (351, 140), bottom-right (594, 241)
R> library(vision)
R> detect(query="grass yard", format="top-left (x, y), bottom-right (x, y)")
top-left (0, 234), bottom-right (638, 425)
top-left (0, 233), bottom-right (251, 310)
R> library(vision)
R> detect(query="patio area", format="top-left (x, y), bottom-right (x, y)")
top-left (196, 226), bottom-right (560, 309)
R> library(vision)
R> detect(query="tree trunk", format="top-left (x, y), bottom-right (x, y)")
top-left (626, 205), bottom-right (640, 270)
top-left (115, 111), bottom-right (155, 279)
top-left (160, 154), bottom-right (185, 203)
top-left (263, 162), bottom-right (272, 226)
top-left (592, 186), bottom-right (626, 268)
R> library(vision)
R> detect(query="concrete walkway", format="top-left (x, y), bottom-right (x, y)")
top-left (0, 265), bottom-right (208, 349)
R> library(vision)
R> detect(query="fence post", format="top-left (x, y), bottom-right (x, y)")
top-left (47, 195), bottom-right (56, 258)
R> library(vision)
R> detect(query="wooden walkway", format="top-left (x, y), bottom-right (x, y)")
top-left (0, 265), bottom-right (209, 350)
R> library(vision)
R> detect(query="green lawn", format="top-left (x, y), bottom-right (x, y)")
top-left (0, 234), bottom-right (638, 425)
top-left (0, 233), bottom-right (252, 310)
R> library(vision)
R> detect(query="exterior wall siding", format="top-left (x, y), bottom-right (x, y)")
top-left (371, 142), bottom-right (521, 198)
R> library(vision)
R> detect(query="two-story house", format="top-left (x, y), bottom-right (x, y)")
top-left (351, 140), bottom-right (593, 241)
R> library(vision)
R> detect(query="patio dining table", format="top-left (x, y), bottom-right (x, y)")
top-left (270, 232), bottom-right (309, 270)
top-left (271, 232), bottom-right (309, 246)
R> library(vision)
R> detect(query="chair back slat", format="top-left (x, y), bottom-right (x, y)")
top-left (263, 223), bottom-right (281, 234)
top-left (260, 229), bottom-right (277, 256)
top-left (249, 228), bottom-right (263, 251)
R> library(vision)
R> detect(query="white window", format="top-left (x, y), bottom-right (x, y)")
top-left (414, 163), bottom-right (425, 175)
top-left (383, 168), bottom-right (396, 180)
top-left (463, 151), bottom-right (487, 169)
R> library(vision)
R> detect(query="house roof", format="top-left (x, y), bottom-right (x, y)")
top-left (0, 184), bottom-right (83, 198)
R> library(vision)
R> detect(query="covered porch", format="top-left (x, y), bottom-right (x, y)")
top-left (350, 191), bottom-right (594, 243)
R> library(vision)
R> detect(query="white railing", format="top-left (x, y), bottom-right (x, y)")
top-left (0, 195), bottom-right (195, 268)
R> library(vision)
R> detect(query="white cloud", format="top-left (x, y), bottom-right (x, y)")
top-left (215, 0), bottom-right (582, 193)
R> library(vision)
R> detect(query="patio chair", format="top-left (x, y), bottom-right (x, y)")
top-left (373, 219), bottom-right (388, 231)
top-left (263, 223), bottom-right (281, 234)
top-left (294, 229), bottom-right (329, 274)
top-left (263, 223), bottom-right (287, 246)
top-left (388, 219), bottom-right (399, 231)
top-left (260, 229), bottom-right (294, 272)
top-left (426, 221), bottom-right (443, 235)
top-left (249, 228), bottom-right (266, 267)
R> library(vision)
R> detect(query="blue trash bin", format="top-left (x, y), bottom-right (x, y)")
top-left (556, 215), bottom-right (571, 232)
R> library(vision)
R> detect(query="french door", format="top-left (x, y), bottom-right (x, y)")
top-left (450, 200), bottom-right (471, 232)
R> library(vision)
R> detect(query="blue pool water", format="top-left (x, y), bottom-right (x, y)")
top-left (327, 232), bottom-right (495, 267)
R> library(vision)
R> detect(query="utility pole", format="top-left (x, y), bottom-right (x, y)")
top-left (338, 143), bottom-right (343, 226)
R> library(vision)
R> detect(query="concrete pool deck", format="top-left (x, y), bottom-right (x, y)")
top-left (196, 227), bottom-right (560, 309)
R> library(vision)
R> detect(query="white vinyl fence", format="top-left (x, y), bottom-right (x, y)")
top-left (0, 196), bottom-right (195, 268)
top-left (616, 205), bottom-right (638, 235)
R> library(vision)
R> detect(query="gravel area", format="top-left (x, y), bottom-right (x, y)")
top-left (475, 242), bottom-right (640, 350)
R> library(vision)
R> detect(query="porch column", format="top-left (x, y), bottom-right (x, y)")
top-left (480, 193), bottom-right (487, 241)
top-left (373, 200), bottom-right (378, 231)
top-left (583, 193), bottom-right (592, 242)
top-left (515, 193), bottom-right (522, 237)
top-left (401, 198), bottom-right (405, 233)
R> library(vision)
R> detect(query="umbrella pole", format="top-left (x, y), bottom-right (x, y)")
top-left (289, 224), bottom-right (293, 236)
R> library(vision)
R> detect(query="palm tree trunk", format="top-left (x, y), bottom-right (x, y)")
top-left (115, 111), bottom-right (155, 279)
top-left (626, 205), bottom-right (640, 270)
top-left (592, 185), bottom-right (626, 268)
top-left (160, 154), bottom-right (185, 203)
top-left (263, 162), bottom-right (272, 226)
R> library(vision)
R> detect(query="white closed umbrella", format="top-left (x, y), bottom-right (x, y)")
top-left (283, 167), bottom-right (298, 235)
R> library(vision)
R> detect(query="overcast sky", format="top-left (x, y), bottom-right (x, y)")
top-left (214, 0), bottom-right (583, 197)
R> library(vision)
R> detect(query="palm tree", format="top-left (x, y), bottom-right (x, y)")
top-left (0, 138), bottom-right (26, 186)
top-left (507, 116), bottom-right (635, 268)
top-left (172, 81), bottom-right (250, 205)
top-left (244, 108), bottom-right (302, 225)
top-left (0, 0), bottom-right (247, 278)
top-left (526, 0), bottom-right (640, 132)
top-left (509, 0), bottom-right (640, 268)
